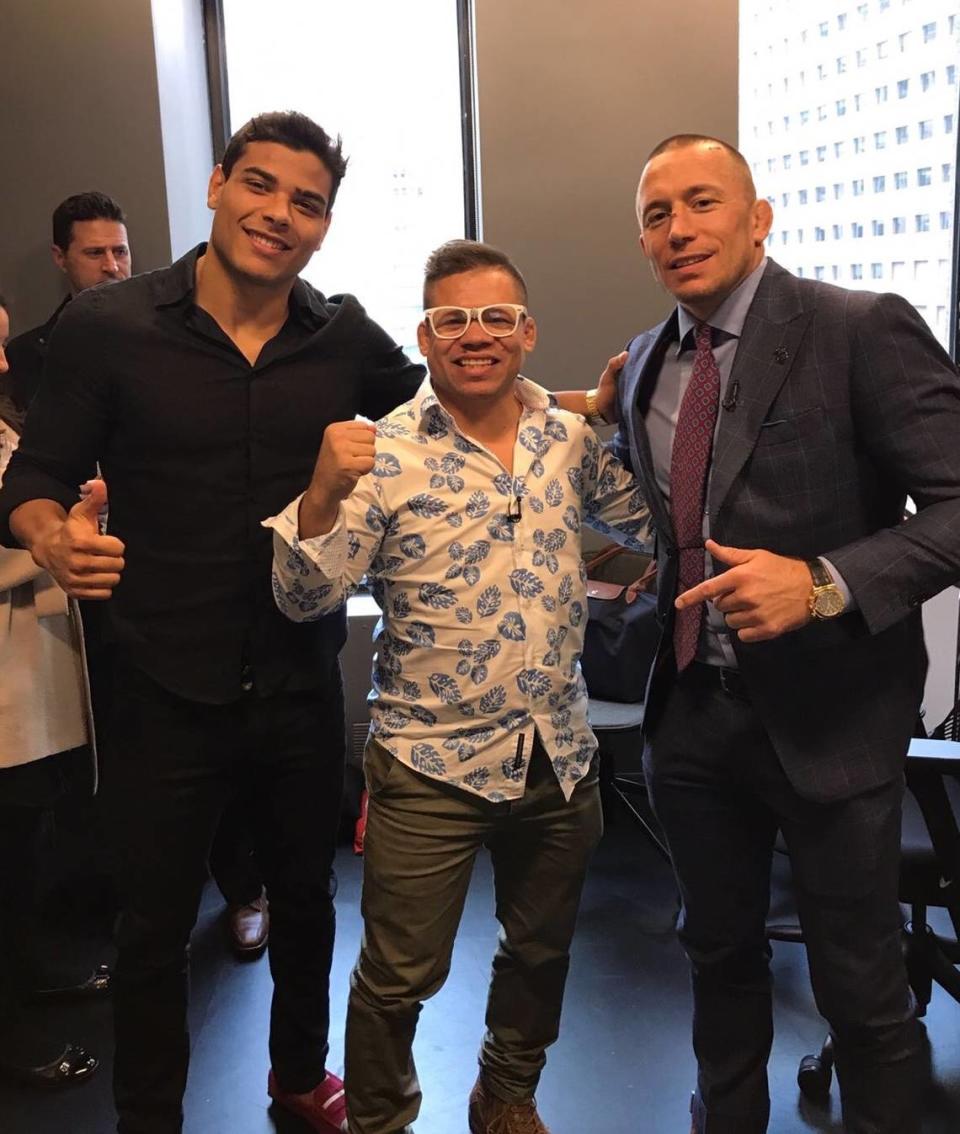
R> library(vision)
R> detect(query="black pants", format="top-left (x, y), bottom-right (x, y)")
top-left (644, 664), bottom-right (921, 1134)
top-left (100, 664), bottom-right (346, 1134)
top-left (210, 790), bottom-right (264, 908)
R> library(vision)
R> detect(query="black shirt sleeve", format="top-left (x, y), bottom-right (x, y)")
top-left (346, 304), bottom-right (424, 419)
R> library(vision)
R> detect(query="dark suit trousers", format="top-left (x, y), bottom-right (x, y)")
top-left (644, 664), bottom-right (921, 1134)
top-left (100, 664), bottom-right (345, 1134)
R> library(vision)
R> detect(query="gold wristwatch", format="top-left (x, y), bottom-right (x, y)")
top-left (806, 558), bottom-right (845, 620)
top-left (584, 388), bottom-right (607, 427)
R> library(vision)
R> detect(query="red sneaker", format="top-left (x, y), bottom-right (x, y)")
top-left (268, 1068), bottom-right (348, 1133)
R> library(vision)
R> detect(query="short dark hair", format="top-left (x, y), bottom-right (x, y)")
top-left (220, 111), bottom-right (348, 211)
top-left (423, 240), bottom-right (528, 307)
top-left (52, 191), bottom-right (126, 251)
top-left (643, 134), bottom-right (756, 194)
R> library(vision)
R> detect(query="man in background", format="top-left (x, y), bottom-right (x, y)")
top-left (6, 191), bottom-right (131, 427)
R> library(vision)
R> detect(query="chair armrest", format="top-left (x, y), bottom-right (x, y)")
top-left (907, 738), bottom-right (960, 773)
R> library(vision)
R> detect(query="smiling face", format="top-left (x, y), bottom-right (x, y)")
top-left (205, 141), bottom-right (333, 292)
top-left (417, 268), bottom-right (537, 415)
top-left (637, 141), bottom-right (772, 321)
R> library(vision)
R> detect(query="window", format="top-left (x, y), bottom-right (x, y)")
top-left (781, 230), bottom-right (790, 243)
top-left (819, 20), bottom-right (829, 36)
top-left (832, 265), bottom-right (840, 280)
top-left (219, 0), bottom-right (469, 354)
top-left (783, 154), bottom-right (792, 170)
top-left (850, 264), bottom-right (863, 280)
top-left (739, 0), bottom-right (959, 350)
top-left (837, 12), bottom-right (847, 30)
top-left (922, 21), bottom-right (937, 42)
top-left (783, 114), bottom-right (791, 129)
top-left (941, 212), bottom-right (953, 230)
top-left (815, 265), bottom-right (826, 280)
top-left (915, 214), bottom-right (930, 232)
top-left (782, 192), bottom-right (791, 206)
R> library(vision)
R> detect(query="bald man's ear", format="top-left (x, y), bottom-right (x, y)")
top-left (753, 198), bottom-right (774, 245)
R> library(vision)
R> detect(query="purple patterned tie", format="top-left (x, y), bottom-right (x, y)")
top-left (670, 322), bottom-right (721, 671)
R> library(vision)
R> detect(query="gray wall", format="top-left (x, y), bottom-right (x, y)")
top-left (0, 0), bottom-right (171, 329)
top-left (475, 0), bottom-right (740, 390)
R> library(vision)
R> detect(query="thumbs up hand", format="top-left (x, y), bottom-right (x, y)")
top-left (32, 479), bottom-right (126, 599)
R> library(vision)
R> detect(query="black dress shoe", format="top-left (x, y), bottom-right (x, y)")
top-left (32, 963), bottom-right (111, 1002)
top-left (0, 1043), bottom-right (98, 1088)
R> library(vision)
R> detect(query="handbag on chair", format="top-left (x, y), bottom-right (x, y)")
top-left (580, 546), bottom-right (659, 704)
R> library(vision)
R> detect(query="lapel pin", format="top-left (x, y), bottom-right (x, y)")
top-left (773, 347), bottom-right (789, 364)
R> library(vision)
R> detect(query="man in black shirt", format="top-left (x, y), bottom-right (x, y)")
top-left (0, 111), bottom-right (423, 1134)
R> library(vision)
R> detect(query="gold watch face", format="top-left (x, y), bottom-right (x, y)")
top-left (812, 587), bottom-right (845, 619)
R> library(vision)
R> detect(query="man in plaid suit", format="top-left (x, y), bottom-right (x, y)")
top-left (608, 134), bottom-right (960, 1134)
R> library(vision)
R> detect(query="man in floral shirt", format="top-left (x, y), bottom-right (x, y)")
top-left (267, 240), bottom-right (650, 1134)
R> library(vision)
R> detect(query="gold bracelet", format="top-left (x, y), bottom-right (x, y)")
top-left (584, 388), bottom-right (607, 426)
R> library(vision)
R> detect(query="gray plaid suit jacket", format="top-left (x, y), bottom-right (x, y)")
top-left (613, 258), bottom-right (960, 802)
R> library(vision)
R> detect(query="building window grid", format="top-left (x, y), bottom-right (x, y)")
top-left (740, 0), bottom-right (957, 350)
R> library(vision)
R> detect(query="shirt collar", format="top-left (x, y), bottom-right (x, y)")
top-left (152, 242), bottom-right (329, 329)
top-left (675, 256), bottom-right (768, 354)
top-left (411, 372), bottom-right (552, 426)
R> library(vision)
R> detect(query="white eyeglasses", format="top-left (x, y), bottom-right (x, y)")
top-left (423, 304), bottom-right (528, 339)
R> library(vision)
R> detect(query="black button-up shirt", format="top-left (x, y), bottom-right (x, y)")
top-left (0, 245), bottom-right (424, 703)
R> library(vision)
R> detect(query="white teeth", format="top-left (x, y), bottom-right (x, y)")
top-left (249, 231), bottom-right (286, 251)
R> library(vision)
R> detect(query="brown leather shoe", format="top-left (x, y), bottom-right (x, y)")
top-left (468, 1074), bottom-right (551, 1134)
top-left (226, 890), bottom-right (269, 958)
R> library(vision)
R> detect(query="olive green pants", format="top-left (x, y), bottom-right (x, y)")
top-left (345, 736), bottom-right (603, 1134)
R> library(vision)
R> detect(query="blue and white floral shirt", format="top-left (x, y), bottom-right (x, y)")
top-left (266, 376), bottom-right (651, 802)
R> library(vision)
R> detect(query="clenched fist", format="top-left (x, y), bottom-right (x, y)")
top-left (299, 420), bottom-right (377, 538)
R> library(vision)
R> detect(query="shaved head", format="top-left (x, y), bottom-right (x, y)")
top-left (636, 135), bottom-right (758, 220)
